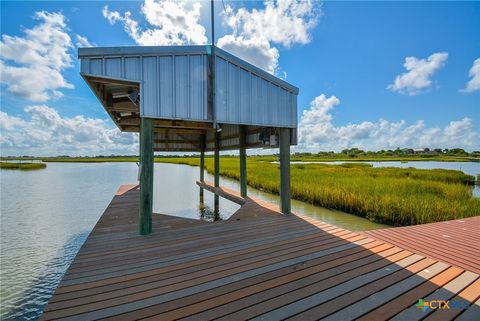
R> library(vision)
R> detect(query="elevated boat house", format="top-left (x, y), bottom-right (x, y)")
top-left (78, 45), bottom-right (298, 235)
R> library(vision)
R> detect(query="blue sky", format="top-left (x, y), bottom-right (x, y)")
top-left (1, 1), bottom-right (479, 155)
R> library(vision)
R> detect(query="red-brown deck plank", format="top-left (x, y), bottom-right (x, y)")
top-left (363, 217), bottom-right (480, 274)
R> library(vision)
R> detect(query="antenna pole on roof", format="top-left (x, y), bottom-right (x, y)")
top-left (211, 0), bottom-right (215, 46)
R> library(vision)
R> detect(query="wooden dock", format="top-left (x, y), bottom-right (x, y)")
top-left (41, 184), bottom-right (480, 321)
top-left (363, 217), bottom-right (480, 275)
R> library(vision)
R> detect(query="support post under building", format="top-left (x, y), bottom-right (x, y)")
top-left (214, 131), bottom-right (220, 187)
top-left (213, 130), bottom-right (220, 217)
top-left (239, 125), bottom-right (247, 197)
top-left (279, 128), bottom-right (291, 215)
top-left (139, 117), bottom-right (154, 235)
top-left (200, 149), bottom-right (205, 182)
top-left (199, 135), bottom-right (205, 202)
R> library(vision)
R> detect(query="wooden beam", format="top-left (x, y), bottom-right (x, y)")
top-left (86, 75), bottom-right (140, 88)
top-left (153, 147), bottom-right (201, 152)
top-left (118, 118), bottom-right (212, 129)
top-left (154, 139), bottom-right (199, 145)
top-left (279, 128), bottom-right (291, 215)
top-left (122, 126), bottom-right (207, 135)
top-left (177, 133), bottom-right (202, 149)
top-left (155, 119), bottom-right (212, 129)
top-left (139, 117), bottom-right (154, 235)
top-left (239, 125), bottom-right (247, 197)
top-left (110, 102), bottom-right (138, 111)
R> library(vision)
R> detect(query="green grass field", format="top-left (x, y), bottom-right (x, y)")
top-left (159, 157), bottom-right (480, 226)
top-left (0, 162), bottom-right (46, 170)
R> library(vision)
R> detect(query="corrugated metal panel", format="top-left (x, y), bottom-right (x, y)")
top-left (216, 57), bottom-right (228, 122)
top-left (105, 58), bottom-right (122, 78)
top-left (190, 55), bottom-right (207, 120)
top-left (80, 59), bottom-right (89, 74)
top-left (90, 58), bottom-right (102, 75)
top-left (142, 56), bottom-right (157, 117)
top-left (214, 54), bottom-right (297, 128)
top-left (125, 57), bottom-right (141, 80)
top-left (80, 52), bottom-right (208, 122)
top-left (158, 56), bottom-right (173, 118)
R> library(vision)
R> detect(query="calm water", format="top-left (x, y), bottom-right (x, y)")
top-left (3, 161), bottom-right (476, 320)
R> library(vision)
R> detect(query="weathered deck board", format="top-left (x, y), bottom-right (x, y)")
top-left (41, 183), bottom-right (480, 320)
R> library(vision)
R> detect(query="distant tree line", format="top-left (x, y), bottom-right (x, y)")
top-left (1, 148), bottom-right (479, 159)
top-left (293, 148), bottom-right (480, 158)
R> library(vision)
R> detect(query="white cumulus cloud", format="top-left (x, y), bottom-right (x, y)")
top-left (0, 106), bottom-right (138, 156)
top-left (102, 0), bottom-right (320, 75)
top-left (298, 94), bottom-right (480, 151)
top-left (75, 34), bottom-right (95, 48)
top-left (0, 11), bottom-right (74, 102)
top-left (461, 58), bottom-right (480, 93)
top-left (102, 0), bottom-right (207, 46)
top-left (217, 0), bottom-right (320, 74)
top-left (387, 52), bottom-right (448, 96)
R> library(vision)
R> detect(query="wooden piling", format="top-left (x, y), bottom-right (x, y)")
top-left (214, 130), bottom-right (220, 187)
top-left (199, 134), bottom-right (206, 182)
top-left (279, 128), bottom-right (291, 215)
top-left (239, 125), bottom-right (247, 197)
top-left (199, 134), bottom-right (205, 202)
top-left (139, 117), bottom-right (154, 234)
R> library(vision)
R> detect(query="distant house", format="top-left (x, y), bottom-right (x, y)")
top-left (412, 148), bottom-right (431, 154)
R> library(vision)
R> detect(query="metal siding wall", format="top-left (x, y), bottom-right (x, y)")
top-left (142, 57), bottom-right (157, 117)
top-left (189, 55), bottom-right (205, 120)
top-left (291, 92), bottom-right (297, 127)
top-left (213, 54), bottom-right (297, 128)
top-left (174, 55), bottom-right (189, 119)
top-left (227, 63), bottom-right (239, 123)
top-left (90, 59), bottom-right (103, 75)
top-left (250, 75), bottom-right (259, 125)
top-left (105, 58), bottom-right (122, 78)
top-left (125, 57), bottom-right (141, 80)
top-left (270, 83), bottom-right (279, 125)
top-left (260, 79), bottom-right (269, 126)
top-left (158, 56), bottom-right (174, 118)
top-left (240, 70), bottom-right (250, 123)
top-left (81, 59), bottom-right (90, 74)
top-left (215, 57), bottom-right (228, 122)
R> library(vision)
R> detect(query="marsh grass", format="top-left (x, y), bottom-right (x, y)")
top-left (159, 157), bottom-right (480, 226)
top-left (0, 162), bottom-right (46, 170)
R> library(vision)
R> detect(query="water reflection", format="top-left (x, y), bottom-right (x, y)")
top-left (151, 163), bottom-right (239, 220)
top-left (198, 187), bottom-right (221, 222)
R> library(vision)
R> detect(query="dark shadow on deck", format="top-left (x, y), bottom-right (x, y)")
top-left (40, 185), bottom-right (480, 321)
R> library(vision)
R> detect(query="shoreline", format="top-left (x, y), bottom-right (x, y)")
top-left (1, 156), bottom-right (478, 163)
